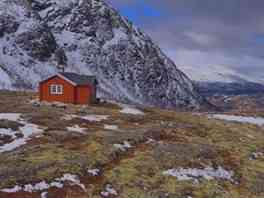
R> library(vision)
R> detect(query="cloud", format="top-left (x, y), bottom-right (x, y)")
top-left (184, 32), bottom-right (216, 46)
top-left (106, 0), bottom-right (264, 81)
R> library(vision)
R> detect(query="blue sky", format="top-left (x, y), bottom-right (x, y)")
top-left (107, 0), bottom-right (264, 81)
top-left (117, 0), bottom-right (163, 25)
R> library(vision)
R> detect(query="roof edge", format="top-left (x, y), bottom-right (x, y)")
top-left (57, 73), bottom-right (77, 86)
top-left (39, 74), bottom-right (77, 86)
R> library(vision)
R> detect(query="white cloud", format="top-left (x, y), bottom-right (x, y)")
top-left (184, 32), bottom-right (216, 46)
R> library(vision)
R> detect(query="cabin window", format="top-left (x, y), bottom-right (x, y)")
top-left (50, 84), bottom-right (63, 95)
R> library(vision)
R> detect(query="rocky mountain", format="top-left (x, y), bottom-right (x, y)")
top-left (0, 0), bottom-right (206, 109)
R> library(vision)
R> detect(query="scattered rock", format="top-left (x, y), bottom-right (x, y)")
top-left (114, 141), bottom-right (132, 152)
top-left (250, 151), bottom-right (264, 160)
top-left (101, 184), bottom-right (118, 197)
top-left (144, 128), bottom-right (163, 141)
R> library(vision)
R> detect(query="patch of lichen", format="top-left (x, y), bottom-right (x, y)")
top-left (104, 149), bottom-right (164, 196)
top-left (82, 140), bottom-right (111, 167)
top-left (102, 144), bottom-right (248, 197)
top-left (0, 144), bottom-right (91, 187)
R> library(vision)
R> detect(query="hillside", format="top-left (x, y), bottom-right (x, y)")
top-left (0, 0), bottom-right (206, 109)
top-left (0, 91), bottom-right (264, 197)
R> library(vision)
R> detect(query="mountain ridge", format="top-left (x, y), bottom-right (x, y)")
top-left (178, 64), bottom-right (264, 84)
top-left (0, 0), bottom-right (207, 109)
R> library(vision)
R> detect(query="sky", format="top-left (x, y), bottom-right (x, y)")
top-left (106, 0), bottom-right (264, 81)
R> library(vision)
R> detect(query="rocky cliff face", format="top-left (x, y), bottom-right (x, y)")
top-left (0, 0), bottom-right (206, 109)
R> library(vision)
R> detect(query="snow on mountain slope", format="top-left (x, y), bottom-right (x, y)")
top-left (178, 65), bottom-right (264, 84)
top-left (0, 0), bottom-right (207, 109)
top-left (178, 65), bottom-right (264, 96)
top-left (0, 67), bottom-right (12, 89)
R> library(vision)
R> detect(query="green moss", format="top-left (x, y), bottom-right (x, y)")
top-left (25, 148), bottom-right (68, 164)
top-left (83, 141), bottom-right (110, 166)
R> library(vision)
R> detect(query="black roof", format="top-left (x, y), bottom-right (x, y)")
top-left (59, 72), bottom-right (97, 86)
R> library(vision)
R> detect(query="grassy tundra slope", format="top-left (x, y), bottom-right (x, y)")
top-left (0, 91), bottom-right (263, 198)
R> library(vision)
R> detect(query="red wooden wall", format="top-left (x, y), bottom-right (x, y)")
top-left (39, 76), bottom-right (94, 105)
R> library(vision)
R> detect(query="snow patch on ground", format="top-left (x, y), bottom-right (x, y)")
top-left (120, 105), bottom-right (144, 115)
top-left (66, 125), bottom-right (86, 134)
top-left (114, 141), bottom-right (132, 152)
top-left (0, 128), bottom-right (17, 138)
top-left (80, 115), bottom-right (109, 122)
top-left (104, 124), bottom-right (118, 130)
top-left (1, 173), bottom-right (86, 193)
top-left (41, 192), bottom-right (48, 198)
top-left (146, 138), bottom-right (156, 144)
top-left (1, 185), bottom-right (22, 193)
top-left (209, 114), bottom-right (264, 126)
top-left (101, 184), bottom-right (118, 197)
top-left (0, 113), bottom-right (44, 153)
top-left (63, 114), bottom-right (109, 122)
top-left (0, 67), bottom-right (12, 89)
top-left (57, 174), bottom-right (86, 191)
top-left (87, 169), bottom-right (100, 176)
top-left (163, 166), bottom-right (234, 182)
top-left (104, 28), bottom-right (128, 48)
top-left (0, 113), bottom-right (22, 122)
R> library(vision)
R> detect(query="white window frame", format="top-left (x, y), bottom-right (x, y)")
top-left (50, 84), bottom-right (63, 95)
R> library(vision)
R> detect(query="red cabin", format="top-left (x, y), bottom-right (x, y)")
top-left (39, 72), bottom-right (97, 105)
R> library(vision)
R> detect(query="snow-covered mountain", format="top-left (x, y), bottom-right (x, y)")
top-left (0, 0), bottom-right (207, 109)
top-left (179, 65), bottom-right (264, 84)
top-left (178, 65), bottom-right (264, 96)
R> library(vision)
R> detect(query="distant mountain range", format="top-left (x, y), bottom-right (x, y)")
top-left (178, 65), bottom-right (264, 96)
top-left (178, 65), bottom-right (263, 84)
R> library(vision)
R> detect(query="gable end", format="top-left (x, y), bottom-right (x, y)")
top-left (39, 74), bottom-right (77, 86)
